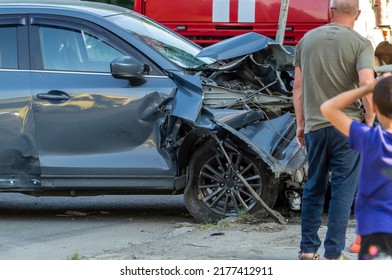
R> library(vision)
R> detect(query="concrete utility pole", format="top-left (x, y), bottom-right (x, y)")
top-left (276, 0), bottom-right (290, 45)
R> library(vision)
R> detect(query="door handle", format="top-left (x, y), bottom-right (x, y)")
top-left (37, 90), bottom-right (70, 101)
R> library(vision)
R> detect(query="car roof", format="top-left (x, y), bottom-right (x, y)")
top-left (0, 0), bottom-right (130, 17)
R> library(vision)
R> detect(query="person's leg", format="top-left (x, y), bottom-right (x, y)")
top-left (359, 233), bottom-right (392, 260)
top-left (350, 235), bottom-right (361, 253)
top-left (300, 128), bottom-right (329, 256)
top-left (324, 127), bottom-right (359, 259)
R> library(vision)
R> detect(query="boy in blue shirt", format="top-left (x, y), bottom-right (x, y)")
top-left (320, 76), bottom-right (392, 259)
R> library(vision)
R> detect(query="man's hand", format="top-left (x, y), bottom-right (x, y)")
top-left (296, 125), bottom-right (305, 149)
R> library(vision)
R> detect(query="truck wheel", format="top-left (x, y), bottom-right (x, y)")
top-left (184, 142), bottom-right (277, 222)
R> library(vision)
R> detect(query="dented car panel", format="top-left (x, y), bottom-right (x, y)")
top-left (211, 113), bottom-right (306, 177)
top-left (31, 73), bottom-right (178, 189)
top-left (196, 32), bottom-right (275, 61)
top-left (168, 71), bottom-right (205, 126)
top-left (0, 0), bottom-right (306, 222)
top-left (238, 113), bottom-right (306, 174)
top-left (197, 32), bottom-right (294, 72)
top-left (0, 72), bottom-right (40, 183)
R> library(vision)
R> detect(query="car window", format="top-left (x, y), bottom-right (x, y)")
top-left (40, 26), bottom-right (124, 72)
top-left (0, 27), bottom-right (18, 69)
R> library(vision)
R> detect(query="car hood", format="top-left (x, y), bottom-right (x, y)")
top-left (196, 32), bottom-right (294, 71)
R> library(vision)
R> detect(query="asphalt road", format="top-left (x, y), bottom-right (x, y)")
top-left (0, 193), bottom-right (190, 260)
top-left (0, 193), bottom-right (358, 260)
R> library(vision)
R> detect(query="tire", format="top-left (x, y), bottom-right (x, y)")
top-left (184, 141), bottom-right (278, 222)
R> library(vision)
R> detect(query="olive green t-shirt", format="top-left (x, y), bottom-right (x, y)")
top-left (295, 24), bottom-right (374, 133)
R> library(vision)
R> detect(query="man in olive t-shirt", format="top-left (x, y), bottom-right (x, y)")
top-left (293, 0), bottom-right (375, 260)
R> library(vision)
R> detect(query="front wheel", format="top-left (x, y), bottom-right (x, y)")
top-left (184, 142), bottom-right (277, 222)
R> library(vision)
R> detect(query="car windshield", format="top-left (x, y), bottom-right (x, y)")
top-left (110, 13), bottom-right (215, 69)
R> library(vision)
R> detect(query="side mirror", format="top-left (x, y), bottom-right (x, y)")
top-left (110, 56), bottom-right (149, 86)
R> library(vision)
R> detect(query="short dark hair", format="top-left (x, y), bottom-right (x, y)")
top-left (373, 76), bottom-right (392, 118)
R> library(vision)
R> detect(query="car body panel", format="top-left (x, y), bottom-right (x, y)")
top-left (0, 1), bottom-right (306, 219)
top-left (197, 32), bottom-right (294, 72)
top-left (0, 71), bottom-right (39, 177)
top-left (168, 71), bottom-right (206, 126)
top-left (0, 0), bottom-right (129, 17)
top-left (32, 72), bottom-right (177, 177)
top-left (196, 32), bottom-right (274, 61)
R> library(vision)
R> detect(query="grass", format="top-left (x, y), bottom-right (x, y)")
top-left (67, 252), bottom-right (82, 260)
top-left (237, 209), bottom-right (249, 220)
top-left (195, 211), bottom-right (252, 230)
top-left (194, 221), bottom-right (217, 230)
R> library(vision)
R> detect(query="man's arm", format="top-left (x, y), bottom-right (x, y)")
top-left (320, 80), bottom-right (377, 137)
top-left (293, 66), bottom-right (305, 148)
top-left (358, 68), bottom-right (376, 126)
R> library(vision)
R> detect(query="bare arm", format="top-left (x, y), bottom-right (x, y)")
top-left (358, 68), bottom-right (376, 126)
top-left (320, 80), bottom-right (377, 137)
top-left (293, 66), bottom-right (305, 148)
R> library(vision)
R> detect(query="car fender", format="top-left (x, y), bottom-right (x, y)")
top-left (213, 113), bottom-right (306, 177)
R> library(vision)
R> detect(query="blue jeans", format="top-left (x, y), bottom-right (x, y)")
top-left (300, 126), bottom-right (359, 259)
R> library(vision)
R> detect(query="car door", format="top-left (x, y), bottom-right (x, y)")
top-left (0, 15), bottom-right (40, 184)
top-left (29, 15), bottom-right (177, 188)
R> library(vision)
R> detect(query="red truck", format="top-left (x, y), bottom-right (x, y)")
top-left (133, 0), bottom-right (330, 46)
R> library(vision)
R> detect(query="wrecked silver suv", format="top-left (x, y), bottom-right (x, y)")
top-left (0, 0), bottom-right (305, 222)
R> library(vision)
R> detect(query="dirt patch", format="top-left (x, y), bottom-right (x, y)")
top-left (89, 210), bottom-right (358, 260)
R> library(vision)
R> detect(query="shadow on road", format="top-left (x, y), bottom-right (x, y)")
top-left (0, 193), bottom-right (190, 220)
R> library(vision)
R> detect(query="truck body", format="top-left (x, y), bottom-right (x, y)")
top-left (134, 0), bottom-right (392, 69)
top-left (133, 0), bottom-right (330, 46)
